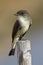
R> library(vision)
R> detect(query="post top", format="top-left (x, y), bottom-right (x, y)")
top-left (17, 40), bottom-right (31, 53)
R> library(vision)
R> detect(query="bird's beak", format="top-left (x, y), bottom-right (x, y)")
top-left (14, 14), bottom-right (18, 16)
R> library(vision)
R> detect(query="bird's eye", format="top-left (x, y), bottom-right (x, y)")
top-left (21, 12), bottom-right (24, 15)
top-left (17, 11), bottom-right (24, 15)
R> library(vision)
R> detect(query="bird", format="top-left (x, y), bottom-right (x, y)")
top-left (8, 10), bottom-right (32, 56)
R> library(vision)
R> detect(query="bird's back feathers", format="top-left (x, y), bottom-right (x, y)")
top-left (12, 20), bottom-right (22, 43)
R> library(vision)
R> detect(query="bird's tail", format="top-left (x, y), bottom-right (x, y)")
top-left (8, 48), bottom-right (15, 56)
top-left (8, 39), bottom-right (16, 56)
top-left (9, 37), bottom-right (19, 56)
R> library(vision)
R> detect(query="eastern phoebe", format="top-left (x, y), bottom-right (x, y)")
top-left (9, 10), bottom-right (32, 56)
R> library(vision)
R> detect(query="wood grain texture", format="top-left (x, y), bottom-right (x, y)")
top-left (17, 40), bottom-right (32, 65)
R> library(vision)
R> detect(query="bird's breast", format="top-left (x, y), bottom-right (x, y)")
top-left (20, 21), bottom-right (29, 34)
top-left (19, 16), bottom-right (30, 27)
top-left (18, 16), bottom-right (30, 32)
top-left (20, 20), bottom-right (30, 30)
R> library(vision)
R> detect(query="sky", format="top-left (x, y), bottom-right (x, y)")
top-left (0, 0), bottom-right (43, 65)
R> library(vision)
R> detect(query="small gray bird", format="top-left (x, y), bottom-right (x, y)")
top-left (9, 10), bottom-right (32, 56)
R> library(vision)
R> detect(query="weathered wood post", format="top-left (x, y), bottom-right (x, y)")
top-left (17, 40), bottom-right (32, 65)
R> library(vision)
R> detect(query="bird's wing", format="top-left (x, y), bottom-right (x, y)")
top-left (29, 23), bottom-right (31, 29)
top-left (12, 20), bottom-right (21, 43)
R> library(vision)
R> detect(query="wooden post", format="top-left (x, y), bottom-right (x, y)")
top-left (17, 40), bottom-right (32, 65)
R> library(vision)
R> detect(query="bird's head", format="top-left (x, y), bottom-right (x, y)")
top-left (14, 10), bottom-right (32, 24)
top-left (14, 10), bottom-right (30, 17)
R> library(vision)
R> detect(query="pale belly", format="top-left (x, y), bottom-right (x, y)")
top-left (16, 16), bottom-right (30, 37)
top-left (16, 25), bottom-right (29, 38)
